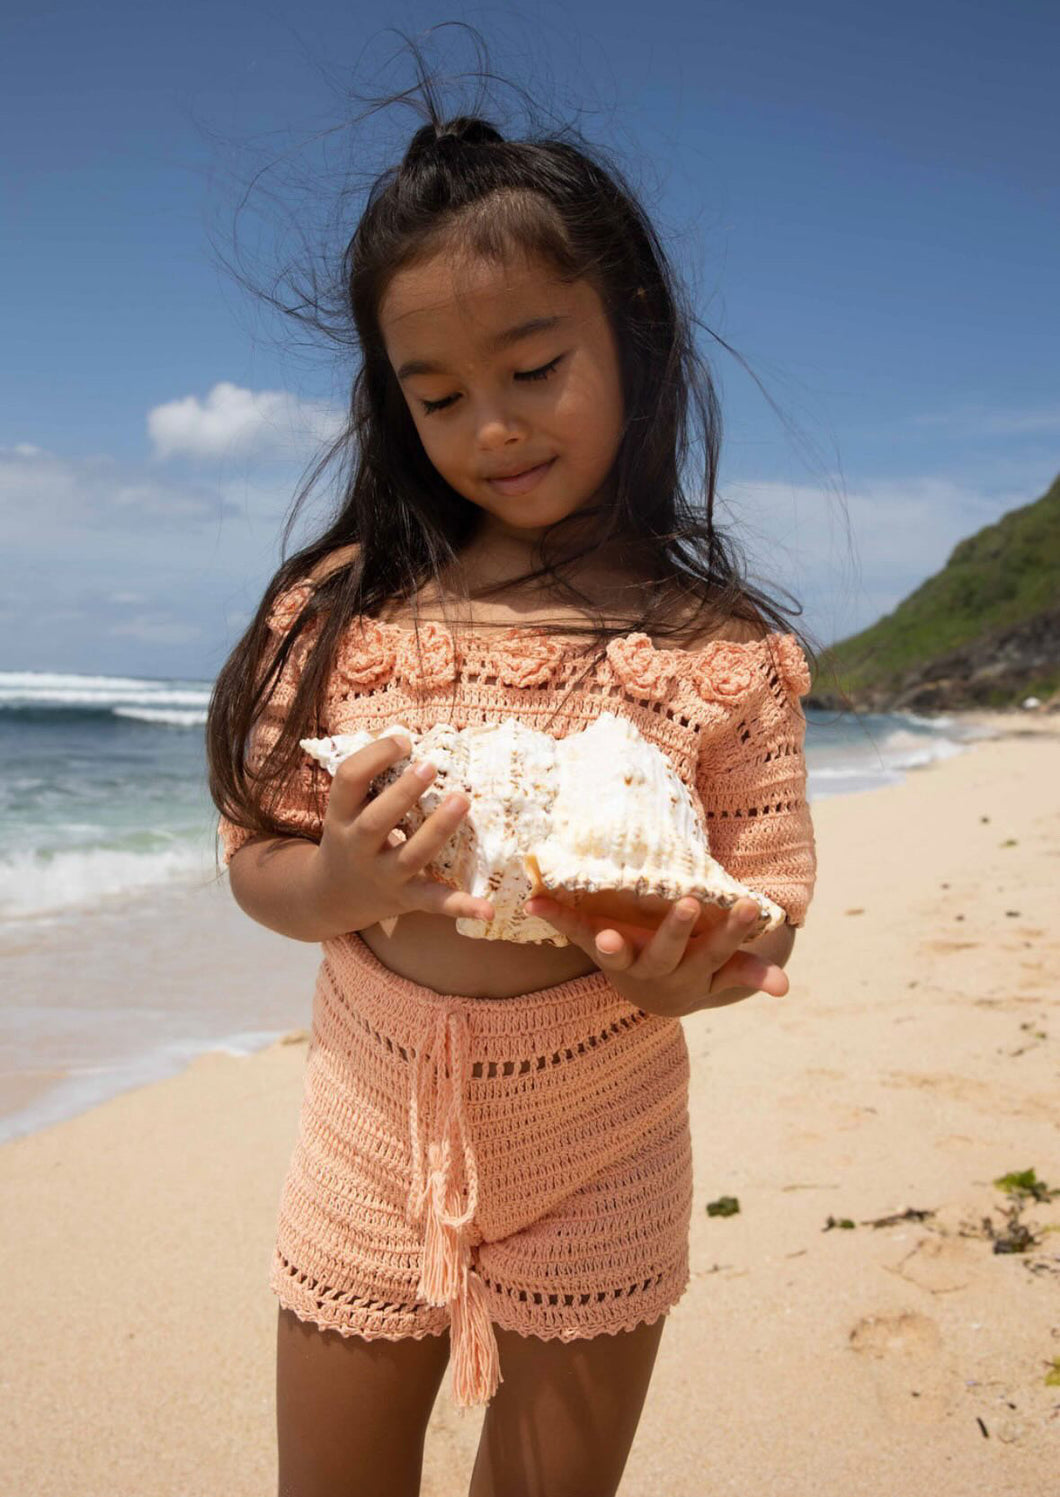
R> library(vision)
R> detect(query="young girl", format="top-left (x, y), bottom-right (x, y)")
top-left (208, 106), bottom-right (817, 1497)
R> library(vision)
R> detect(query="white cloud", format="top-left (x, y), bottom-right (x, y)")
top-left (147, 381), bottom-right (344, 462)
top-left (0, 438), bottom-right (313, 675)
top-left (718, 472), bottom-right (1037, 645)
top-left (0, 445), bottom-right (237, 532)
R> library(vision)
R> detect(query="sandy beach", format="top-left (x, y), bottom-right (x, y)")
top-left (3, 709), bottom-right (1058, 1496)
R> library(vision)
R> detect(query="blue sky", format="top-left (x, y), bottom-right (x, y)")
top-left (2, 0), bottom-right (1057, 678)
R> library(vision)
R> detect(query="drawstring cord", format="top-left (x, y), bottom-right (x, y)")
top-left (407, 1009), bottom-right (501, 1409)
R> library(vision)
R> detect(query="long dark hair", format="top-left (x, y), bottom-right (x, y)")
top-left (206, 29), bottom-right (831, 862)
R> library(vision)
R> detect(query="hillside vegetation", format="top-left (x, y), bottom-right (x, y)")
top-left (809, 472), bottom-right (1060, 712)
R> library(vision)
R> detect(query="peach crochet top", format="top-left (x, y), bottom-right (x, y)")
top-left (217, 581), bottom-right (818, 929)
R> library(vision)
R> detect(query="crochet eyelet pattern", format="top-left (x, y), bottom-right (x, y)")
top-left (218, 588), bottom-right (817, 1401)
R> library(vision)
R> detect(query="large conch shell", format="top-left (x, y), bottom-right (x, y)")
top-left (301, 713), bottom-right (786, 946)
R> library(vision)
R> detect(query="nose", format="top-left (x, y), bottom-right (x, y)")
top-left (471, 394), bottom-right (529, 450)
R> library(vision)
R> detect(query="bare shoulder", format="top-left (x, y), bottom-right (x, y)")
top-left (306, 542), bottom-right (361, 587)
top-left (664, 589), bottom-right (773, 651)
top-left (687, 613), bottom-right (772, 648)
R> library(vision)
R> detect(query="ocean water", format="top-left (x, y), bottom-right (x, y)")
top-left (0, 668), bottom-right (1000, 1144)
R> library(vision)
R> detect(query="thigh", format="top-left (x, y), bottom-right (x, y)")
top-left (276, 1307), bottom-right (451, 1497)
top-left (467, 1316), bottom-right (668, 1497)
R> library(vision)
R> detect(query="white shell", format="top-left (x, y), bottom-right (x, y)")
top-left (301, 713), bottom-right (786, 945)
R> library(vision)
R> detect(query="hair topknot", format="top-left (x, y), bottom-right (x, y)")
top-left (403, 116), bottom-right (505, 170)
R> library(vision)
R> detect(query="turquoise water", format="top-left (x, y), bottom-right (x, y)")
top-left (0, 668), bottom-right (1000, 1145)
top-left (0, 668), bottom-right (993, 929)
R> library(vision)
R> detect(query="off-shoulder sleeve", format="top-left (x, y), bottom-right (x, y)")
top-left (216, 583), bottom-right (328, 867)
top-left (693, 636), bottom-right (817, 928)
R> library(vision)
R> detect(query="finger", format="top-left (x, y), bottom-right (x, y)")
top-left (591, 926), bottom-right (638, 970)
top-left (390, 786), bottom-right (476, 873)
top-left (522, 897), bottom-right (598, 954)
top-left (522, 899), bottom-right (636, 971)
top-left (405, 872), bottom-right (496, 925)
top-left (708, 948), bottom-right (790, 1001)
top-left (328, 733), bottom-right (415, 834)
top-left (594, 927), bottom-right (626, 957)
top-left (351, 753), bottom-right (460, 856)
top-left (626, 896), bottom-right (702, 976)
top-left (694, 897), bottom-right (760, 961)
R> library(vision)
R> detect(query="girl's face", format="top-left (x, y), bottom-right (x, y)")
top-left (379, 249), bottom-right (625, 549)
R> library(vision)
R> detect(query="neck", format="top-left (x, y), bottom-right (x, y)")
top-left (459, 513), bottom-right (648, 591)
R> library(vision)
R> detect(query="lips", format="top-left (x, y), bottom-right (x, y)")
top-left (486, 459), bottom-right (548, 479)
top-left (486, 458), bottom-right (556, 496)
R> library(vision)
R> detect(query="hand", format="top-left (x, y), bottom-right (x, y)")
top-left (306, 733), bottom-right (495, 934)
top-left (522, 894), bottom-right (790, 1019)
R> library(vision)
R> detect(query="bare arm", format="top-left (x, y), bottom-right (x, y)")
top-left (226, 834), bottom-right (382, 943)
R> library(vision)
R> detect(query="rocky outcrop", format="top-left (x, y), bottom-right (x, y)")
top-left (807, 608), bottom-right (1060, 714)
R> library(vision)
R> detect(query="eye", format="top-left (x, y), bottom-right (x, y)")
top-left (419, 354), bottom-right (565, 416)
top-left (515, 354), bottom-right (564, 384)
top-left (420, 392), bottom-right (458, 415)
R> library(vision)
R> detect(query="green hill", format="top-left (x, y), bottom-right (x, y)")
top-left (809, 472), bottom-right (1060, 712)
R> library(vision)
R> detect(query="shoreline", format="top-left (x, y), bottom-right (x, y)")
top-left (2, 708), bottom-right (1058, 1492)
top-left (0, 705), bottom-right (1054, 1147)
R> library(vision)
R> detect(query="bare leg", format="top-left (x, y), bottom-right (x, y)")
top-left (467, 1316), bottom-right (667, 1497)
top-left (276, 1307), bottom-right (451, 1497)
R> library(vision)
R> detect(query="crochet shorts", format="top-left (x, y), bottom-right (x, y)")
top-left (269, 931), bottom-right (694, 1410)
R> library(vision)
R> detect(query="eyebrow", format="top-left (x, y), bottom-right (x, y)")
top-left (394, 314), bottom-right (570, 381)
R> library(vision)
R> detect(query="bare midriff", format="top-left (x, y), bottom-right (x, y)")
top-left (358, 912), bottom-right (599, 999)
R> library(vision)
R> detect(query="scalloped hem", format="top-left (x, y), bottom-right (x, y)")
top-left (271, 1269), bottom-right (689, 1348)
top-left (486, 1271), bottom-right (690, 1345)
top-left (273, 1289), bottom-right (451, 1343)
top-left (270, 1250), bottom-right (453, 1342)
top-left (490, 1297), bottom-right (681, 1343)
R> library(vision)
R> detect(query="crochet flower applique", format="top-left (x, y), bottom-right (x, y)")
top-left (687, 640), bottom-right (758, 704)
top-left (605, 633), bottom-right (681, 703)
top-left (492, 627), bottom-right (568, 688)
top-left (266, 582), bottom-right (316, 635)
top-left (394, 619), bottom-right (462, 689)
top-left (336, 618), bottom-right (398, 692)
top-left (769, 633), bottom-right (813, 698)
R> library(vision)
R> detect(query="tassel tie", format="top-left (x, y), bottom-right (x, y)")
top-left (407, 1008), bottom-right (502, 1409)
